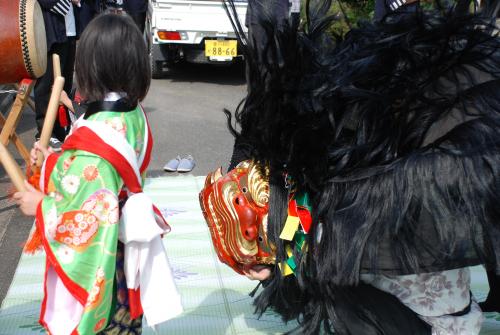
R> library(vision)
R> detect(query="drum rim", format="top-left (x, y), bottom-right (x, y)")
top-left (19, 0), bottom-right (35, 78)
top-left (18, 0), bottom-right (46, 79)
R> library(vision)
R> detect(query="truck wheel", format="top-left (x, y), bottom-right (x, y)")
top-left (151, 60), bottom-right (164, 79)
top-left (149, 40), bottom-right (166, 79)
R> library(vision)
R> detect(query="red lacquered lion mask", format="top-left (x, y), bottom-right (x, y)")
top-left (199, 160), bottom-right (275, 275)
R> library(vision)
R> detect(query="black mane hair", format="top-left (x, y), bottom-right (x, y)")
top-left (223, 0), bottom-right (500, 332)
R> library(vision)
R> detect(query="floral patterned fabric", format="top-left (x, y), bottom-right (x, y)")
top-left (361, 268), bottom-right (484, 334)
top-left (39, 107), bottom-right (147, 334)
top-left (422, 300), bottom-right (484, 335)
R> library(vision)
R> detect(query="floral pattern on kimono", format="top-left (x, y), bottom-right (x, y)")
top-left (37, 107), bottom-right (147, 335)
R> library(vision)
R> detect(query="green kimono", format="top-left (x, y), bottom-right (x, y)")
top-left (36, 105), bottom-right (150, 334)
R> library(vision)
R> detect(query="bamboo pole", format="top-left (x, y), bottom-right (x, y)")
top-left (0, 142), bottom-right (26, 191)
top-left (52, 54), bottom-right (61, 78)
top-left (35, 76), bottom-right (64, 167)
top-left (32, 54), bottom-right (64, 167)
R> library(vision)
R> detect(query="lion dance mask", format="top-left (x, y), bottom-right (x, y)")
top-left (199, 160), bottom-right (275, 275)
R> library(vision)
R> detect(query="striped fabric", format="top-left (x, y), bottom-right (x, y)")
top-left (387, 0), bottom-right (409, 11)
top-left (50, 0), bottom-right (71, 16)
top-left (290, 0), bottom-right (301, 13)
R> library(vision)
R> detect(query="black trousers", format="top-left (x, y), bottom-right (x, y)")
top-left (76, 1), bottom-right (100, 33)
top-left (482, 269), bottom-right (500, 310)
top-left (34, 38), bottom-right (76, 141)
top-left (128, 12), bottom-right (146, 34)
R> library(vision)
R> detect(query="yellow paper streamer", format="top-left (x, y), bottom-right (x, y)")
top-left (279, 215), bottom-right (300, 241)
top-left (278, 261), bottom-right (294, 276)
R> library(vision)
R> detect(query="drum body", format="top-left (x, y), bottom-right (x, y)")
top-left (0, 0), bottom-right (46, 84)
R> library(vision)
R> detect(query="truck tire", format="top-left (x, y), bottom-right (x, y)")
top-left (151, 59), bottom-right (164, 79)
top-left (148, 34), bottom-right (166, 79)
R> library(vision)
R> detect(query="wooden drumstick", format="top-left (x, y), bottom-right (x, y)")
top-left (0, 142), bottom-right (26, 191)
top-left (35, 76), bottom-right (65, 167)
top-left (52, 54), bottom-right (61, 78)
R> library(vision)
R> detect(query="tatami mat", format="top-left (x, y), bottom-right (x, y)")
top-left (0, 176), bottom-right (498, 334)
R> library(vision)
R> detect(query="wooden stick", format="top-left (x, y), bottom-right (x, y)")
top-left (0, 115), bottom-right (30, 165)
top-left (52, 54), bottom-right (61, 78)
top-left (13, 82), bottom-right (36, 112)
top-left (36, 76), bottom-right (65, 167)
top-left (26, 96), bottom-right (36, 112)
top-left (0, 142), bottom-right (26, 191)
top-left (1, 80), bottom-right (34, 166)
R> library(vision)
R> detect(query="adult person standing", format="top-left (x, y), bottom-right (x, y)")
top-left (374, 0), bottom-right (499, 316)
top-left (35, 0), bottom-right (80, 151)
top-left (219, 0), bottom-right (499, 333)
top-left (103, 0), bottom-right (147, 32)
top-left (75, 0), bottom-right (102, 34)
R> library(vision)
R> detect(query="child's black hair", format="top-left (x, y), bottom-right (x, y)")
top-left (75, 13), bottom-right (150, 105)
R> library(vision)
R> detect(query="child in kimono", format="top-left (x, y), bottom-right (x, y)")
top-left (13, 13), bottom-right (182, 334)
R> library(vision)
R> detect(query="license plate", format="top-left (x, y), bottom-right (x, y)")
top-left (205, 40), bottom-right (237, 57)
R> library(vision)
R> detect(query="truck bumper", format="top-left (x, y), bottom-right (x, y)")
top-left (152, 43), bottom-right (179, 63)
top-left (152, 43), bottom-right (243, 65)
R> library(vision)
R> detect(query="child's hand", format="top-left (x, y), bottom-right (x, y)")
top-left (12, 181), bottom-right (45, 216)
top-left (243, 265), bottom-right (272, 281)
top-left (30, 141), bottom-right (53, 166)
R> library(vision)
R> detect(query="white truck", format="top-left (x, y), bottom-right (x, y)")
top-left (146, 0), bottom-right (248, 78)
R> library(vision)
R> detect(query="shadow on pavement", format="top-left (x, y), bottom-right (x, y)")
top-left (156, 62), bottom-right (246, 86)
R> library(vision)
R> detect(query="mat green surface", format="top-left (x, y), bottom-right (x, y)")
top-left (0, 176), bottom-right (499, 334)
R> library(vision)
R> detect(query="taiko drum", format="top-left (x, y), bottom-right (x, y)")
top-left (0, 0), bottom-right (46, 84)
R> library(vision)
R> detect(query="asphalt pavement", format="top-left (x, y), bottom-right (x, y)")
top-left (145, 62), bottom-right (247, 176)
top-left (0, 62), bottom-right (247, 305)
